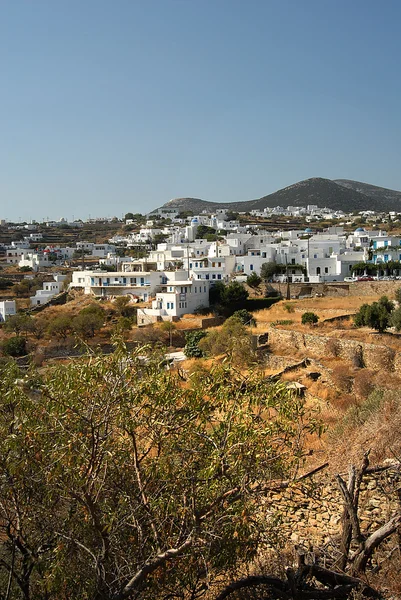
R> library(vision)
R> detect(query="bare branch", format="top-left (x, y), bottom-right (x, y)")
top-left (352, 512), bottom-right (401, 574)
top-left (113, 537), bottom-right (193, 600)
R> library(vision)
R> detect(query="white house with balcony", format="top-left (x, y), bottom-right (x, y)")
top-left (137, 270), bottom-right (210, 323)
top-left (71, 270), bottom-right (162, 301)
top-left (0, 300), bottom-right (17, 322)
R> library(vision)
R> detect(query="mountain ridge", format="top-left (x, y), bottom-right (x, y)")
top-left (157, 178), bottom-right (401, 214)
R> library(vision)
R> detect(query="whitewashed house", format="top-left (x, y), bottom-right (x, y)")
top-left (71, 270), bottom-right (162, 301)
top-left (0, 300), bottom-right (17, 322)
top-left (30, 274), bottom-right (67, 306)
top-left (137, 270), bottom-right (210, 323)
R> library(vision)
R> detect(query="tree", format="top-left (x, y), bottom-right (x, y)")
top-left (0, 277), bottom-right (13, 290)
top-left (260, 262), bottom-right (277, 281)
top-left (160, 320), bottom-right (177, 347)
top-left (394, 286), bottom-right (401, 304)
top-left (231, 309), bottom-right (255, 326)
top-left (2, 335), bottom-right (27, 356)
top-left (47, 314), bottom-right (73, 339)
top-left (354, 296), bottom-right (394, 333)
top-left (199, 316), bottom-right (256, 365)
top-left (113, 295), bottom-right (134, 317)
top-left (3, 314), bottom-right (30, 335)
top-left (222, 281), bottom-right (248, 304)
top-left (246, 272), bottom-right (262, 289)
top-left (0, 347), bottom-right (318, 599)
top-left (184, 330), bottom-right (207, 357)
top-left (390, 306), bottom-right (401, 331)
top-left (73, 311), bottom-right (104, 339)
top-left (301, 311), bottom-right (319, 326)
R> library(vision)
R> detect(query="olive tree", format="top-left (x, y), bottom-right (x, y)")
top-left (0, 342), bottom-right (319, 600)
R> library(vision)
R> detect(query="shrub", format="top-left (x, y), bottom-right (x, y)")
top-left (184, 330), bottom-right (207, 358)
top-left (326, 337), bottom-right (341, 357)
top-left (301, 312), bottom-right (319, 326)
top-left (47, 315), bottom-right (73, 340)
top-left (73, 312), bottom-right (104, 339)
top-left (0, 278), bottom-right (13, 290)
top-left (231, 309), bottom-right (255, 326)
top-left (283, 303), bottom-right (295, 313)
top-left (246, 272), bottom-right (262, 289)
top-left (2, 336), bottom-right (27, 357)
top-left (354, 296), bottom-right (394, 333)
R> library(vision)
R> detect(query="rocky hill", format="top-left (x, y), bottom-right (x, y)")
top-left (158, 177), bottom-right (401, 214)
top-left (335, 179), bottom-right (401, 210)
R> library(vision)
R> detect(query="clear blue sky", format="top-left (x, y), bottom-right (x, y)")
top-left (1, 0), bottom-right (401, 222)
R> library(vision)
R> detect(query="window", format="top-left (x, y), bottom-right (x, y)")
top-left (212, 274), bottom-right (216, 279)
top-left (195, 287), bottom-right (197, 293)
top-left (314, 254), bottom-right (318, 259)
top-left (384, 254), bottom-right (389, 262)
top-left (250, 264), bottom-right (253, 270)
top-left (190, 263), bottom-right (193, 268)
top-left (316, 267), bottom-right (321, 275)
top-left (217, 274), bottom-right (221, 280)
top-left (171, 303), bottom-right (174, 309)
top-left (167, 302), bottom-right (170, 309)
top-left (324, 267), bottom-right (328, 274)
top-left (212, 262), bottom-right (215, 267)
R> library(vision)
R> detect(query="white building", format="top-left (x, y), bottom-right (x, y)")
top-left (30, 274), bottom-right (67, 306)
top-left (0, 300), bottom-right (17, 322)
top-left (138, 271), bottom-right (210, 323)
top-left (71, 270), bottom-right (163, 301)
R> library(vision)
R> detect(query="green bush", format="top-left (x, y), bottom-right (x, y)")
top-left (301, 312), bottom-right (319, 326)
top-left (246, 272), bottom-right (262, 289)
top-left (184, 330), bottom-right (207, 358)
top-left (2, 336), bottom-right (27, 357)
top-left (231, 309), bottom-right (255, 326)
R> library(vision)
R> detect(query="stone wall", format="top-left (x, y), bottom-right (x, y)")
top-left (269, 280), bottom-right (401, 299)
top-left (268, 327), bottom-right (398, 372)
top-left (262, 464), bottom-right (400, 548)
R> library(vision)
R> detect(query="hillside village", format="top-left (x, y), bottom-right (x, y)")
top-left (2, 199), bottom-right (401, 598)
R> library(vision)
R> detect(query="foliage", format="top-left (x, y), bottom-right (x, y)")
top-left (3, 313), bottom-right (32, 336)
top-left (47, 314), bottom-right (73, 339)
top-left (231, 309), bottom-right (255, 326)
top-left (390, 306), bottom-right (401, 331)
top-left (246, 272), bottom-right (262, 288)
top-left (354, 296), bottom-right (394, 333)
top-left (73, 310), bottom-right (104, 339)
top-left (260, 261), bottom-right (277, 280)
top-left (2, 335), bottom-right (27, 356)
top-left (0, 277), bottom-right (13, 290)
top-left (99, 264), bottom-right (117, 272)
top-left (0, 350), bottom-right (318, 599)
top-left (199, 316), bottom-right (256, 365)
top-left (113, 295), bottom-right (135, 317)
top-left (351, 262), bottom-right (378, 275)
top-left (19, 265), bottom-right (33, 272)
top-left (212, 281), bottom-right (249, 306)
top-left (184, 329), bottom-right (207, 357)
top-left (394, 287), bottom-right (401, 304)
top-left (195, 225), bottom-right (217, 238)
top-left (301, 312), bottom-right (319, 326)
top-left (283, 302), bottom-right (295, 313)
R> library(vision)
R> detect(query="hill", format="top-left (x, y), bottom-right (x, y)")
top-left (158, 177), bottom-right (401, 214)
top-left (335, 179), bottom-right (401, 210)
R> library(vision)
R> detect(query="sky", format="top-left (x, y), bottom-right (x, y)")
top-left (1, 0), bottom-right (401, 222)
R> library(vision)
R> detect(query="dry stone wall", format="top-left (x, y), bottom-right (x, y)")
top-left (268, 327), bottom-right (398, 372)
top-left (262, 465), bottom-right (400, 549)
